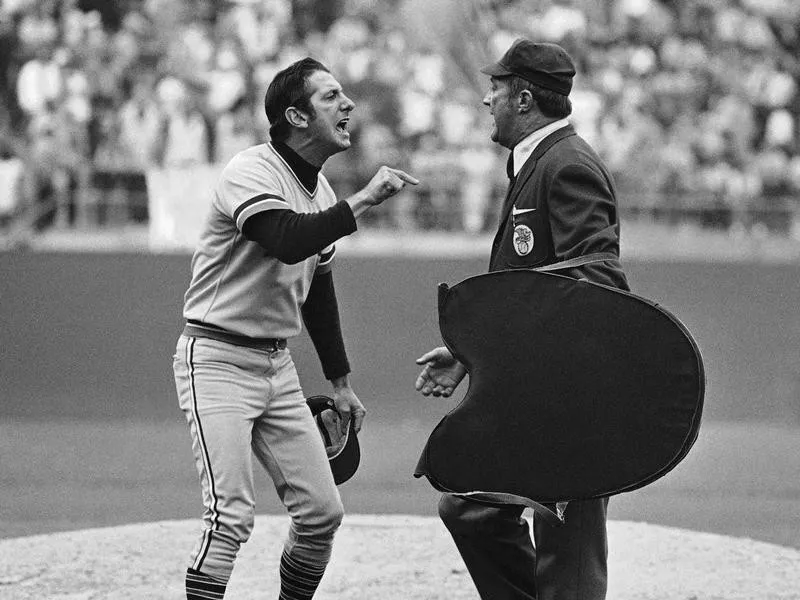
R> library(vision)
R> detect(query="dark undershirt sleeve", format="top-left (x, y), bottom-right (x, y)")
top-left (301, 270), bottom-right (350, 380)
top-left (242, 202), bottom-right (357, 264)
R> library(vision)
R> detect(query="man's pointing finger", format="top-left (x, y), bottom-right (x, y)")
top-left (390, 169), bottom-right (420, 185)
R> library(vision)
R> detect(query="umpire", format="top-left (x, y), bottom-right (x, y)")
top-left (415, 40), bottom-right (629, 599)
top-left (173, 57), bottom-right (416, 600)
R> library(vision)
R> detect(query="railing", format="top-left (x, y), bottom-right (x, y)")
top-left (2, 161), bottom-right (799, 247)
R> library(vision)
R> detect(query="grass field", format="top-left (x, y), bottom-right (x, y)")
top-left (2, 417), bottom-right (799, 550)
top-left (3, 248), bottom-right (800, 555)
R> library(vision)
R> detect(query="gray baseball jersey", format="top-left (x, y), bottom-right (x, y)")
top-left (183, 142), bottom-right (337, 339)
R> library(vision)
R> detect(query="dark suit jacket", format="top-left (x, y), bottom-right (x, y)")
top-left (489, 124), bottom-right (629, 291)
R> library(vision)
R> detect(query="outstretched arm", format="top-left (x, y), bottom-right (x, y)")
top-left (345, 166), bottom-right (419, 218)
top-left (415, 346), bottom-right (467, 398)
top-left (242, 166), bottom-right (419, 264)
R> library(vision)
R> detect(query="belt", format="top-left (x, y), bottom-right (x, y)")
top-left (183, 322), bottom-right (287, 352)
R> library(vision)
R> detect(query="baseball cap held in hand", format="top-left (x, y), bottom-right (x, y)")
top-left (481, 39), bottom-right (576, 96)
top-left (307, 395), bottom-right (360, 485)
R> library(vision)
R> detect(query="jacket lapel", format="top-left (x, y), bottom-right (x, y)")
top-left (498, 124), bottom-right (577, 226)
top-left (490, 125), bottom-right (576, 267)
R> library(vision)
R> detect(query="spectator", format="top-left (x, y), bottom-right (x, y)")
top-left (410, 44), bottom-right (446, 97)
top-left (16, 45), bottom-right (63, 117)
top-left (112, 76), bottom-right (165, 222)
top-left (205, 37), bottom-right (247, 121)
top-left (398, 84), bottom-right (437, 144)
top-left (214, 96), bottom-right (256, 165)
top-left (354, 122), bottom-right (409, 229)
top-left (411, 133), bottom-right (461, 231)
top-left (15, 0), bottom-right (58, 55)
top-left (91, 96), bottom-right (133, 224)
top-left (0, 147), bottom-right (25, 229)
top-left (221, 0), bottom-right (289, 65)
top-left (535, 0), bottom-right (588, 43)
top-left (458, 128), bottom-right (497, 234)
top-left (438, 87), bottom-right (477, 148)
top-left (119, 76), bottom-right (165, 171)
top-left (2, 0), bottom-right (800, 236)
top-left (23, 101), bottom-right (86, 228)
top-left (157, 77), bottom-right (210, 168)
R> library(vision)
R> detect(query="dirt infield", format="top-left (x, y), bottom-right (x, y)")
top-left (1, 516), bottom-right (799, 599)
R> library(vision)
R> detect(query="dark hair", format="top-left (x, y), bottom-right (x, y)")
top-left (508, 75), bottom-right (572, 119)
top-left (264, 57), bottom-right (330, 142)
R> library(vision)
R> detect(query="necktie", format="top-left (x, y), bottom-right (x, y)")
top-left (506, 153), bottom-right (515, 181)
top-left (492, 152), bottom-right (517, 267)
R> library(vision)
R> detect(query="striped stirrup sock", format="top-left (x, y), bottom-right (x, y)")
top-left (186, 567), bottom-right (226, 599)
top-left (279, 551), bottom-right (327, 600)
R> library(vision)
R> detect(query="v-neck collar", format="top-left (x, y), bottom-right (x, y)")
top-left (269, 141), bottom-right (320, 197)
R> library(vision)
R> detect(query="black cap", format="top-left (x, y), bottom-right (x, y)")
top-left (481, 39), bottom-right (576, 96)
top-left (307, 395), bottom-right (361, 485)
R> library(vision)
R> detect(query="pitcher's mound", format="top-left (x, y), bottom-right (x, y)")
top-left (1, 516), bottom-right (799, 599)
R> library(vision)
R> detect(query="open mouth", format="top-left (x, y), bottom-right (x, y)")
top-left (336, 118), bottom-right (349, 133)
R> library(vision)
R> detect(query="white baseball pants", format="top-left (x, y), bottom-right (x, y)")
top-left (173, 335), bottom-right (343, 583)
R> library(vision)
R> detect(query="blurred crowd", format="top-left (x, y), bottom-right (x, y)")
top-left (1, 0), bottom-right (800, 237)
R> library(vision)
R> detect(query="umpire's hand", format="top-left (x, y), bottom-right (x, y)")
top-left (415, 346), bottom-right (468, 398)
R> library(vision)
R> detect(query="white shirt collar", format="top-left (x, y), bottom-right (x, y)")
top-left (512, 118), bottom-right (571, 176)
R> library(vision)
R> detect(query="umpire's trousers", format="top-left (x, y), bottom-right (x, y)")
top-left (438, 495), bottom-right (609, 600)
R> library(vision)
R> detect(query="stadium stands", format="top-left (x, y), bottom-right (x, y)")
top-left (0, 0), bottom-right (799, 243)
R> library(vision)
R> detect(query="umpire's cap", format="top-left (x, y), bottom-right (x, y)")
top-left (481, 39), bottom-right (576, 96)
top-left (307, 395), bottom-right (361, 485)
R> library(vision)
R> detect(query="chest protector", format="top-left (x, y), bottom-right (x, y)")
top-left (414, 264), bottom-right (704, 524)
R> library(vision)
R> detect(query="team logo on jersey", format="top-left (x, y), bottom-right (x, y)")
top-left (513, 225), bottom-right (534, 256)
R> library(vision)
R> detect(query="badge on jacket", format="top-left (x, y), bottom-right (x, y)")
top-left (513, 224), bottom-right (534, 256)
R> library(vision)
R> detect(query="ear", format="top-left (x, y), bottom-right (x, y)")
top-left (285, 106), bottom-right (308, 129)
top-left (517, 89), bottom-right (534, 114)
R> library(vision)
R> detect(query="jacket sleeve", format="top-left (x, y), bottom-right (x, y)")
top-left (547, 162), bottom-right (629, 290)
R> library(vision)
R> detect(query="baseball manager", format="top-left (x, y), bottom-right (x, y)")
top-left (173, 57), bottom-right (417, 600)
